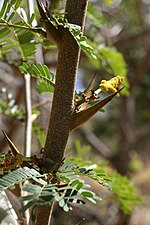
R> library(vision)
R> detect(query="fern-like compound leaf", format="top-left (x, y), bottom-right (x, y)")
top-left (0, 167), bottom-right (45, 193)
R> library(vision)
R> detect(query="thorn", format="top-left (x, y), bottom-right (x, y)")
top-left (36, 0), bottom-right (62, 47)
top-left (36, 0), bottom-right (47, 20)
top-left (70, 88), bottom-right (124, 131)
top-left (84, 72), bottom-right (97, 97)
top-left (2, 130), bottom-right (20, 156)
top-left (76, 218), bottom-right (86, 225)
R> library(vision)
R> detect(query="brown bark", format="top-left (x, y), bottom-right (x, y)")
top-left (30, 204), bottom-right (53, 225)
top-left (34, 1), bottom-right (89, 225)
top-left (43, 0), bottom-right (88, 167)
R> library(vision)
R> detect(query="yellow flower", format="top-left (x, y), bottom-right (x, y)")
top-left (99, 76), bottom-right (124, 96)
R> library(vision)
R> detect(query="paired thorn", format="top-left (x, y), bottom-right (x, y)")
top-left (71, 87), bottom-right (124, 131)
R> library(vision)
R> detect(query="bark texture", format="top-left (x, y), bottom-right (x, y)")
top-left (34, 1), bottom-right (88, 225)
top-left (43, 0), bottom-right (88, 166)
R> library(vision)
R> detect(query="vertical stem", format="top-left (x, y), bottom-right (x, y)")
top-left (34, 1), bottom-right (89, 225)
top-left (24, 74), bottom-right (32, 157)
top-left (43, 0), bottom-right (89, 167)
top-left (24, 0), bottom-right (35, 157)
top-left (24, 1), bottom-right (36, 224)
top-left (24, 72), bottom-right (32, 225)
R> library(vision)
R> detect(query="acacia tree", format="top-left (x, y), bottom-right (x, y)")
top-left (0, 1), bottom-right (140, 225)
top-left (34, 1), bottom-right (119, 224)
top-left (34, 0), bottom-right (89, 224)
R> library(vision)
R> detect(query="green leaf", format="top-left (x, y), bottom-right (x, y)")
top-left (18, 31), bottom-right (34, 45)
top-left (23, 185), bottom-right (40, 195)
top-left (63, 204), bottom-right (70, 212)
top-left (14, 0), bottom-right (22, 10)
top-left (0, 0), bottom-right (8, 18)
top-left (32, 123), bottom-right (46, 147)
top-left (80, 190), bottom-right (94, 198)
top-left (100, 46), bottom-right (127, 76)
top-left (76, 181), bottom-right (84, 191)
top-left (11, 0), bottom-right (17, 5)
top-left (21, 42), bottom-right (36, 58)
top-left (59, 160), bottom-right (71, 171)
top-left (0, 27), bottom-right (11, 39)
top-left (19, 63), bottom-right (55, 91)
top-left (87, 4), bottom-right (106, 28)
top-left (67, 162), bottom-right (78, 170)
top-left (59, 199), bottom-right (65, 207)
top-left (70, 179), bottom-right (80, 187)
top-left (7, 12), bottom-right (15, 22)
top-left (29, 13), bottom-right (35, 25)
top-left (3, 3), bottom-right (11, 20)
top-left (37, 81), bottom-right (54, 93)
top-left (109, 173), bottom-right (141, 214)
top-left (0, 167), bottom-right (45, 193)
top-left (86, 197), bottom-right (96, 204)
top-left (19, 194), bottom-right (36, 201)
top-left (20, 201), bottom-right (37, 214)
top-left (54, 194), bottom-right (62, 201)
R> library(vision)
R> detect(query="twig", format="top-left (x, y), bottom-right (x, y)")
top-left (76, 218), bottom-right (86, 225)
top-left (24, 74), bottom-right (32, 157)
top-left (115, 28), bottom-right (150, 48)
top-left (79, 128), bottom-right (112, 158)
top-left (32, 99), bottom-right (52, 109)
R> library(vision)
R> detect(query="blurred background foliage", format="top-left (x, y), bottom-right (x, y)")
top-left (0, 0), bottom-right (150, 225)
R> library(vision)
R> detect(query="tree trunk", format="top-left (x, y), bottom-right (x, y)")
top-left (33, 1), bottom-right (89, 224)
top-left (43, 0), bottom-right (88, 166)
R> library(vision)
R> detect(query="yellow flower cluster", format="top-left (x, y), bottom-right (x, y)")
top-left (99, 75), bottom-right (124, 96)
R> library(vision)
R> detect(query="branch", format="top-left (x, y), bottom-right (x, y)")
top-left (34, 1), bottom-right (89, 224)
top-left (115, 28), bottom-right (150, 48)
top-left (43, 0), bottom-right (89, 166)
top-left (79, 128), bottom-right (112, 158)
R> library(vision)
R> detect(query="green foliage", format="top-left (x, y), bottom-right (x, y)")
top-left (19, 62), bottom-right (55, 93)
top-left (87, 3), bottom-right (106, 28)
top-left (109, 173), bottom-right (141, 214)
top-left (100, 46), bottom-right (127, 76)
top-left (0, 154), bottom-right (140, 215)
top-left (100, 46), bottom-right (129, 95)
top-left (0, 0), bottom-right (98, 63)
top-left (0, 0), bottom-right (128, 97)
top-left (63, 21), bottom-right (98, 61)
top-left (0, 0), bottom-right (140, 220)
top-left (74, 139), bottom-right (91, 157)
top-left (0, 0), bottom-right (38, 61)
top-left (0, 158), bottom-right (106, 213)
top-left (0, 166), bottom-right (45, 192)
top-left (32, 123), bottom-right (46, 148)
top-left (94, 164), bottom-right (141, 214)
